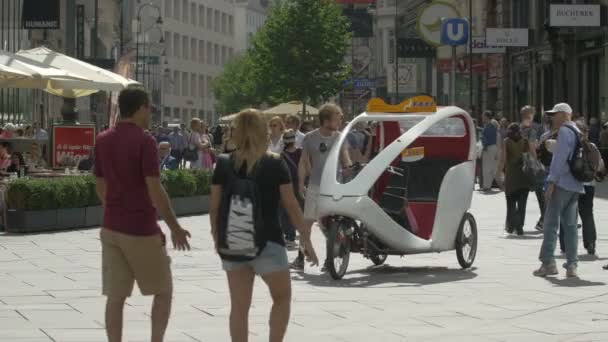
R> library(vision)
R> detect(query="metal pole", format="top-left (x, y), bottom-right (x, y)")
top-left (135, 24), bottom-right (140, 81)
top-left (351, 32), bottom-right (354, 116)
top-left (451, 46), bottom-right (456, 105)
top-left (468, 0), bottom-right (473, 113)
top-left (119, 0), bottom-right (124, 56)
top-left (93, 0), bottom-right (98, 57)
top-left (394, 2), bottom-right (399, 103)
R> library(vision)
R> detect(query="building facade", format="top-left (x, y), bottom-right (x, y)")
top-left (233, 0), bottom-right (269, 53)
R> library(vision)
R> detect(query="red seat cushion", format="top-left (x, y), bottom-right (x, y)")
top-left (406, 202), bottom-right (437, 240)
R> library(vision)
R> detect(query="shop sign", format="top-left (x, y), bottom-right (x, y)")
top-left (397, 38), bottom-right (436, 58)
top-left (470, 36), bottom-right (505, 54)
top-left (52, 125), bottom-right (96, 168)
top-left (22, 0), bottom-right (60, 29)
top-left (387, 63), bottom-right (417, 93)
top-left (550, 5), bottom-right (600, 27)
top-left (486, 28), bottom-right (528, 47)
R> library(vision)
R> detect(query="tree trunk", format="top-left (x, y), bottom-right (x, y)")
top-left (302, 100), bottom-right (306, 121)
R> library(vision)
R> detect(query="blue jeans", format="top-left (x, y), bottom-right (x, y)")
top-left (539, 186), bottom-right (580, 267)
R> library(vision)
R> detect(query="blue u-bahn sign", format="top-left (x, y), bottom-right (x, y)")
top-left (440, 18), bottom-right (469, 46)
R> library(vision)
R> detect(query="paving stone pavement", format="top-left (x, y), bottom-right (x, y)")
top-left (2, 184), bottom-right (608, 341)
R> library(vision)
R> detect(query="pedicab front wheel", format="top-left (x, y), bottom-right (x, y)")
top-left (327, 220), bottom-right (351, 280)
top-left (455, 212), bottom-right (478, 269)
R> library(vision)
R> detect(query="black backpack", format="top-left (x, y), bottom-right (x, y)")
top-left (564, 125), bottom-right (597, 183)
top-left (216, 154), bottom-right (266, 261)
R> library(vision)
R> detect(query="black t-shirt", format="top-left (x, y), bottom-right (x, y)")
top-left (212, 153), bottom-right (291, 246)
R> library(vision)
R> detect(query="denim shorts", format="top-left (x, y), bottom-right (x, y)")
top-left (221, 242), bottom-right (288, 275)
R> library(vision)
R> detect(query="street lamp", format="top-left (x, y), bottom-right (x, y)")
top-left (141, 25), bottom-right (165, 86)
top-left (136, 2), bottom-right (163, 82)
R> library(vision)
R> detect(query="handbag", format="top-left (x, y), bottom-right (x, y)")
top-left (521, 139), bottom-right (545, 185)
top-left (183, 134), bottom-right (199, 162)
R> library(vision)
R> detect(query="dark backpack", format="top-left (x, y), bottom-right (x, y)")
top-left (564, 125), bottom-right (597, 182)
top-left (216, 154), bottom-right (266, 261)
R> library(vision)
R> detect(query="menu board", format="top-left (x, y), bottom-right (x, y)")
top-left (52, 125), bottom-right (96, 168)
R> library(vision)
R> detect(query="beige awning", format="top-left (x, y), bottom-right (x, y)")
top-left (263, 101), bottom-right (319, 117)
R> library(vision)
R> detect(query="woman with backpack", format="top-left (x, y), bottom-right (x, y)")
top-left (209, 109), bottom-right (318, 342)
top-left (497, 123), bottom-right (533, 235)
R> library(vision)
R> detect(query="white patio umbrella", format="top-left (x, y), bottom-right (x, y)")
top-left (0, 49), bottom-right (93, 93)
top-left (263, 101), bottom-right (319, 117)
top-left (16, 46), bottom-right (140, 97)
top-left (0, 64), bottom-right (32, 80)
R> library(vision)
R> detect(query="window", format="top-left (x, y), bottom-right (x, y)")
top-left (173, 0), bottom-right (180, 20)
top-left (199, 5), bottom-right (205, 27)
top-left (221, 13), bottom-right (227, 34)
top-left (191, 38), bottom-right (196, 60)
top-left (199, 110), bottom-right (205, 122)
top-left (199, 40), bottom-right (205, 63)
top-left (191, 3), bottom-right (196, 25)
top-left (173, 107), bottom-right (180, 120)
top-left (191, 73), bottom-right (197, 97)
top-left (228, 48), bottom-right (233, 59)
top-left (214, 44), bottom-right (219, 65)
top-left (207, 8), bottom-right (213, 30)
top-left (182, 36), bottom-right (188, 61)
top-left (164, 0), bottom-right (171, 18)
top-left (183, 108), bottom-right (189, 122)
top-left (165, 31), bottom-right (172, 57)
top-left (173, 33), bottom-right (180, 57)
top-left (214, 10), bottom-right (220, 32)
top-left (182, 0), bottom-right (188, 23)
top-left (173, 71), bottom-right (180, 95)
top-left (221, 46), bottom-right (226, 65)
top-left (199, 75), bottom-right (205, 98)
top-left (229, 15), bottom-right (234, 35)
top-left (192, 109), bottom-right (197, 121)
top-left (206, 76), bottom-right (213, 98)
top-left (207, 42), bottom-right (213, 65)
top-left (182, 71), bottom-right (188, 96)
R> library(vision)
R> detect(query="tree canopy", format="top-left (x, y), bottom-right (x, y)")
top-left (214, 0), bottom-right (351, 114)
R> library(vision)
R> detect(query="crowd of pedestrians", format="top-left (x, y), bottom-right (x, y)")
top-left (96, 87), bottom-right (608, 342)
top-left (479, 103), bottom-right (607, 278)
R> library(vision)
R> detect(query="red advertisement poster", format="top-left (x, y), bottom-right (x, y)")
top-left (52, 125), bottom-right (96, 168)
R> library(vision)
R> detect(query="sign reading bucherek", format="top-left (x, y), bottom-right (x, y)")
top-left (550, 4), bottom-right (600, 27)
top-left (22, 0), bottom-right (60, 29)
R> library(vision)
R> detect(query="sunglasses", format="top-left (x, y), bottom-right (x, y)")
top-left (319, 142), bottom-right (328, 153)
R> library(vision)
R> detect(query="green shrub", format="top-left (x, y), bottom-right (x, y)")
top-left (5, 170), bottom-right (212, 211)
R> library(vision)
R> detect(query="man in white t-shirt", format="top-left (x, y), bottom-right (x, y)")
top-left (285, 114), bottom-right (305, 149)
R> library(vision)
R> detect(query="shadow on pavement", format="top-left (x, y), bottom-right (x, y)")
top-left (544, 276), bottom-right (606, 287)
top-left (504, 234), bottom-right (543, 240)
top-left (293, 265), bottom-right (478, 288)
top-left (596, 182), bottom-right (608, 199)
top-left (555, 254), bottom-right (608, 262)
top-left (0, 226), bottom-right (98, 237)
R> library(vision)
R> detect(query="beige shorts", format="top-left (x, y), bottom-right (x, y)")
top-left (303, 185), bottom-right (320, 221)
top-left (100, 229), bottom-right (172, 298)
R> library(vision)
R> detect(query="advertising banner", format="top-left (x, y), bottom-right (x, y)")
top-left (470, 36), bottom-right (505, 54)
top-left (486, 28), bottom-right (529, 47)
top-left (52, 126), bottom-right (96, 168)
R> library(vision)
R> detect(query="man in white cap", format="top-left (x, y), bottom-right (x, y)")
top-left (534, 103), bottom-right (584, 278)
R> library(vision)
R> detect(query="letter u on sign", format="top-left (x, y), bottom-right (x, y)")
top-left (440, 18), bottom-right (469, 46)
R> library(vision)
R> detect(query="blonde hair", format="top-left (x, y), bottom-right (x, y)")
top-left (232, 109), bottom-right (268, 174)
top-left (319, 103), bottom-right (343, 126)
top-left (268, 116), bottom-right (285, 131)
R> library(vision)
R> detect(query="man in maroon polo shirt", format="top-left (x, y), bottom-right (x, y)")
top-left (95, 88), bottom-right (191, 342)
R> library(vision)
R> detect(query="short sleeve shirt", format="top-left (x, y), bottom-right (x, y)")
top-left (212, 153), bottom-right (291, 245)
top-left (302, 129), bottom-right (340, 187)
top-left (94, 122), bottom-right (161, 236)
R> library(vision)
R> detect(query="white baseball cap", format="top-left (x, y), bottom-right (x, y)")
top-left (546, 103), bottom-right (573, 115)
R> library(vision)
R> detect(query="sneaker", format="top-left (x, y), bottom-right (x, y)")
top-left (320, 260), bottom-right (331, 273)
top-left (535, 220), bottom-right (544, 232)
top-left (516, 228), bottom-right (524, 236)
top-left (290, 258), bottom-right (304, 272)
top-left (566, 265), bottom-right (578, 278)
top-left (586, 242), bottom-right (596, 256)
top-left (533, 264), bottom-right (558, 277)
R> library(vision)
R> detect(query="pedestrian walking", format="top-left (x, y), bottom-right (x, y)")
top-left (280, 129), bottom-right (303, 249)
top-left (520, 105), bottom-right (546, 231)
top-left (188, 118), bottom-right (213, 170)
top-left (534, 103), bottom-right (584, 278)
top-left (497, 123), bottom-right (533, 235)
top-left (572, 121), bottom-right (604, 255)
top-left (94, 88), bottom-right (191, 342)
top-left (168, 126), bottom-right (186, 168)
top-left (209, 109), bottom-right (318, 342)
top-left (290, 104), bottom-right (353, 272)
top-left (285, 114), bottom-right (306, 149)
top-left (268, 116), bottom-right (285, 154)
top-left (481, 111), bottom-right (499, 191)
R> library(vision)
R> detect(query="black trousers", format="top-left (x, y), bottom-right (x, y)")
top-left (506, 189), bottom-right (529, 232)
top-left (559, 185), bottom-right (596, 251)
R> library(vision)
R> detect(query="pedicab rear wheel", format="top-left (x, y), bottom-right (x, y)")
top-left (370, 254), bottom-right (387, 266)
top-left (327, 220), bottom-right (351, 280)
top-left (455, 213), bottom-right (477, 269)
